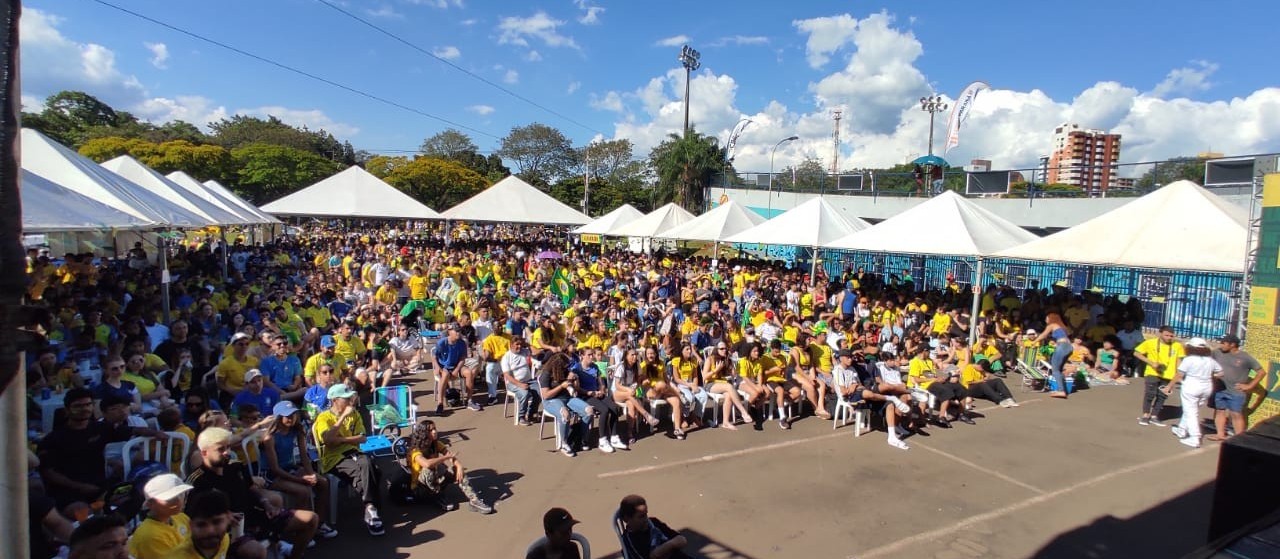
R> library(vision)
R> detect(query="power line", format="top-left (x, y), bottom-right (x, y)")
top-left (89, 0), bottom-right (499, 140)
top-left (314, 0), bottom-right (606, 137)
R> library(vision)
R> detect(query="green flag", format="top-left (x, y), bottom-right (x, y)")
top-left (550, 268), bottom-right (576, 306)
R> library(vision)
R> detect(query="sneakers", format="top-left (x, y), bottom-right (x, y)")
top-left (893, 425), bottom-right (911, 439)
top-left (887, 437), bottom-right (910, 450)
top-left (673, 428), bottom-right (688, 439)
top-left (517, 417), bottom-right (532, 427)
top-left (316, 522), bottom-right (339, 539)
top-left (1148, 419), bottom-right (1165, 427)
top-left (958, 415), bottom-right (976, 425)
top-left (1180, 437), bottom-right (1201, 449)
top-left (559, 445), bottom-right (576, 457)
top-left (1137, 416), bottom-right (1150, 426)
top-left (365, 505), bottom-right (385, 536)
top-left (609, 435), bottom-right (628, 450)
top-left (1171, 425), bottom-right (1188, 439)
top-left (468, 498), bottom-right (494, 515)
top-left (599, 438), bottom-right (615, 453)
top-left (999, 398), bottom-right (1017, 408)
top-left (887, 396), bottom-right (911, 415)
top-left (778, 419), bottom-right (791, 431)
top-left (435, 403), bottom-right (446, 416)
top-left (486, 395), bottom-right (499, 406)
top-left (432, 495), bottom-right (458, 512)
top-left (468, 401), bottom-right (483, 412)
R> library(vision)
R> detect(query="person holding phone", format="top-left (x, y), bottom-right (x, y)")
top-left (312, 383), bottom-right (384, 536)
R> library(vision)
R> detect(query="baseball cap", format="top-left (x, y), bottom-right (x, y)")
top-left (837, 349), bottom-right (854, 359)
top-left (272, 401), bottom-right (300, 417)
top-left (320, 335), bottom-right (336, 348)
top-left (230, 332), bottom-right (251, 344)
top-left (1220, 333), bottom-right (1241, 345)
top-left (327, 383), bottom-right (357, 400)
top-left (1186, 337), bottom-right (1208, 348)
top-left (542, 507), bottom-right (580, 533)
top-left (1025, 328), bottom-right (1036, 335)
top-left (143, 473), bottom-right (194, 502)
top-left (243, 369), bottom-right (264, 383)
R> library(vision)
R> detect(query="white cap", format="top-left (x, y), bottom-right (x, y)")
top-left (1186, 337), bottom-right (1208, 348)
top-left (230, 332), bottom-right (251, 343)
top-left (143, 473), bottom-right (194, 501)
top-left (243, 368), bottom-right (263, 383)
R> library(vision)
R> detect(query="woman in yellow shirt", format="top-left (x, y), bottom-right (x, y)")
top-left (668, 344), bottom-right (707, 428)
top-left (640, 346), bottom-right (687, 439)
top-left (735, 344), bottom-right (769, 417)
top-left (406, 420), bottom-right (493, 513)
top-left (789, 332), bottom-right (830, 419)
top-left (701, 343), bottom-right (752, 429)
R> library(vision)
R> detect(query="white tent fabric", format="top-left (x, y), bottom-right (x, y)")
top-left (995, 180), bottom-right (1248, 272)
top-left (825, 190), bottom-right (1037, 256)
top-left (607, 203), bottom-right (696, 238)
top-left (101, 156), bottom-right (242, 226)
top-left (261, 166), bottom-right (441, 219)
top-left (155, 170), bottom-right (255, 225)
top-left (572, 204), bottom-right (644, 234)
top-left (725, 197), bottom-right (871, 247)
top-left (23, 169), bottom-right (154, 232)
top-left (655, 200), bottom-right (768, 242)
top-left (190, 176), bottom-right (282, 225)
top-left (441, 175), bottom-right (590, 225)
top-left (22, 128), bottom-right (208, 227)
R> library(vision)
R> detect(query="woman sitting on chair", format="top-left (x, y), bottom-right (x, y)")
top-left (611, 349), bottom-right (661, 446)
top-left (407, 419), bottom-right (493, 514)
top-left (702, 342), bottom-right (752, 430)
top-left (640, 346), bottom-right (687, 440)
top-left (259, 401), bottom-right (337, 539)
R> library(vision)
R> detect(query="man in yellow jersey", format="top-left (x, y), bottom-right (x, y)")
top-left (313, 384), bottom-right (385, 536)
top-left (1134, 325), bottom-right (1185, 426)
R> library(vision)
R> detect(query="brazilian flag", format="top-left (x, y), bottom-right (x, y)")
top-left (550, 268), bottom-right (576, 306)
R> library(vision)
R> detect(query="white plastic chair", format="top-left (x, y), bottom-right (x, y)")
top-left (526, 533), bottom-right (591, 559)
top-left (120, 436), bottom-right (165, 479)
top-left (240, 431), bottom-right (263, 475)
top-left (831, 376), bottom-right (869, 437)
top-left (165, 431), bottom-right (193, 478)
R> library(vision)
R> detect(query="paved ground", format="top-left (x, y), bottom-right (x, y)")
top-left (307, 374), bottom-right (1220, 559)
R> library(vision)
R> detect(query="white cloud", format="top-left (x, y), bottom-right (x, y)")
top-left (573, 0), bottom-right (604, 25)
top-left (654, 35), bottom-right (690, 48)
top-left (460, 18), bottom-right (479, 26)
top-left (20, 8), bottom-right (145, 104)
top-left (601, 11), bottom-right (1280, 177)
top-left (431, 45), bottom-right (461, 60)
top-left (466, 104), bottom-right (495, 116)
top-left (496, 12), bottom-right (579, 50)
top-left (524, 50), bottom-right (542, 62)
top-left (1150, 60), bottom-right (1219, 98)
top-left (589, 91), bottom-right (624, 112)
top-left (709, 35), bottom-right (770, 47)
top-left (567, 81), bottom-right (581, 94)
top-left (503, 69), bottom-right (519, 84)
top-left (133, 95), bottom-right (229, 128)
top-left (144, 42), bottom-right (169, 69)
top-left (793, 14), bottom-right (858, 68)
top-left (404, 0), bottom-right (463, 8)
top-left (366, 5), bottom-right (403, 19)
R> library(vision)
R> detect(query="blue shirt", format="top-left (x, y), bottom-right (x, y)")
top-left (506, 318), bottom-right (528, 339)
top-left (231, 387), bottom-right (281, 418)
top-left (258, 354), bottom-right (303, 389)
top-left (304, 384), bottom-right (330, 413)
top-left (433, 338), bottom-right (468, 369)
top-left (92, 380), bottom-right (135, 403)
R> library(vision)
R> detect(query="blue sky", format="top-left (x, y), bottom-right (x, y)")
top-left (22, 0), bottom-right (1280, 172)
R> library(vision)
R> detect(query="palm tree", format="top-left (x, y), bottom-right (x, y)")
top-left (648, 129), bottom-right (727, 213)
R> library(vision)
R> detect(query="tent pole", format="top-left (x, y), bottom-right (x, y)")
top-left (160, 232), bottom-right (172, 324)
top-left (809, 246), bottom-right (818, 287)
top-left (220, 230), bottom-right (229, 280)
top-left (968, 256), bottom-right (983, 346)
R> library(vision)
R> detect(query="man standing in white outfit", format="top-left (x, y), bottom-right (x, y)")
top-left (1164, 337), bottom-right (1221, 449)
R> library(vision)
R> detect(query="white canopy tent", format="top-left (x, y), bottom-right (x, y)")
top-left (21, 128), bottom-right (208, 227)
top-left (607, 202), bottom-right (696, 237)
top-left (191, 176), bottom-right (282, 225)
top-left (572, 204), bottom-right (644, 235)
top-left (726, 197), bottom-right (871, 246)
top-left (441, 175), bottom-right (590, 225)
top-left (655, 200), bottom-right (768, 242)
top-left (101, 156), bottom-right (244, 226)
top-left (261, 166), bottom-right (441, 219)
top-left (995, 180), bottom-right (1248, 273)
top-left (22, 169), bottom-right (154, 232)
top-left (824, 190), bottom-right (1037, 256)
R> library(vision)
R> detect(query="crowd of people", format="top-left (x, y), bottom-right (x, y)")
top-left (22, 220), bottom-right (1262, 558)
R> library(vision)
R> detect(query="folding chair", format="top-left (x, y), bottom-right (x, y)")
top-left (370, 384), bottom-right (418, 438)
top-left (1015, 344), bottom-right (1047, 392)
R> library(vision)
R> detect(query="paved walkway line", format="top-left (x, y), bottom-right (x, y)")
top-left (913, 441), bottom-right (1047, 495)
top-left (596, 431), bottom-right (848, 479)
top-left (854, 445), bottom-right (1211, 559)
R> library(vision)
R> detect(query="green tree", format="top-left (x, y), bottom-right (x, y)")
top-left (421, 129), bottom-right (479, 159)
top-left (79, 137), bottom-right (161, 163)
top-left (1135, 157), bottom-right (1206, 189)
top-left (496, 123), bottom-right (575, 187)
top-left (1007, 181), bottom-right (1084, 198)
top-left (776, 157), bottom-right (828, 192)
top-left (209, 115), bottom-right (347, 163)
top-left (649, 130), bottom-right (727, 213)
top-left (379, 156), bottom-right (488, 210)
top-left (23, 90), bottom-right (145, 146)
top-left (230, 143), bottom-right (343, 203)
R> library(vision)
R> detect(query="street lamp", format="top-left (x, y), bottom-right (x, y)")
top-left (678, 45), bottom-right (701, 138)
top-left (919, 95), bottom-right (948, 156)
top-left (767, 135), bottom-right (799, 214)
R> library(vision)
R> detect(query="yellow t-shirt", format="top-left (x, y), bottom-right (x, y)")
top-left (313, 410), bottom-right (365, 473)
top-left (128, 514), bottom-right (191, 559)
top-left (304, 353), bottom-right (339, 381)
top-left (807, 342), bottom-right (833, 373)
top-left (931, 313), bottom-right (952, 335)
top-left (481, 334), bottom-right (511, 361)
top-left (333, 334), bottom-right (367, 365)
top-left (216, 355), bottom-right (259, 393)
top-left (908, 357), bottom-right (937, 388)
top-left (375, 285), bottom-right (398, 306)
top-left (799, 293), bottom-right (814, 318)
top-left (670, 357), bottom-right (698, 383)
top-left (408, 441), bottom-right (449, 489)
top-left (408, 275), bottom-right (429, 301)
top-left (959, 364), bottom-right (984, 388)
top-left (760, 353), bottom-right (788, 383)
top-left (737, 357), bottom-right (762, 381)
top-left (123, 372), bottom-right (158, 395)
top-left (170, 533), bottom-right (229, 559)
top-left (1135, 338), bottom-right (1184, 380)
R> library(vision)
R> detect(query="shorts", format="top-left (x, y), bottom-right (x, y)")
top-left (817, 373), bottom-right (834, 387)
top-left (1213, 390), bottom-right (1246, 413)
top-left (843, 390), bottom-right (865, 404)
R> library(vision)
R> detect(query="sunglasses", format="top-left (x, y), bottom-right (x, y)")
top-left (108, 365), bottom-right (125, 370)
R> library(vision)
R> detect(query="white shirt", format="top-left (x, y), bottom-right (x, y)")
top-left (389, 335), bottom-right (422, 355)
top-left (501, 349), bottom-right (535, 382)
top-left (757, 322), bottom-right (781, 343)
top-left (473, 318), bottom-right (494, 343)
top-left (1178, 354), bottom-right (1221, 384)
top-left (1117, 329), bottom-right (1145, 351)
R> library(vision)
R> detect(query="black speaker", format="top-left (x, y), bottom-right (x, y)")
top-left (1209, 416), bottom-right (1280, 540)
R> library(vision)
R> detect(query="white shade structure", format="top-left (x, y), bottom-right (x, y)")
top-left (995, 180), bottom-right (1248, 273)
top-left (824, 190), bottom-right (1036, 256)
top-left (725, 197), bottom-right (871, 246)
top-left (572, 204), bottom-right (644, 235)
top-left (158, 171), bottom-right (253, 224)
top-left (192, 177), bottom-right (282, 225)
top-left (441, 175), bottom-right (590, 225)
top-left (608, 202), bottom-right (696, 237)
top-left (23, 169), bottom-right (154, 232)
top-left (655, 200), bottom-right (768, 242)
top-left (101, 156), bottom-right (243, 226)
top-left (262, 166), bottom-right (441, 219)
top-left (21, 128), bottom-right (207, 227)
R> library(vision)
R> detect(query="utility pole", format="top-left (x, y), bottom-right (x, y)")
top-left (831, 109), bottom-right (842, 175)
top-left (919, 95), bottom-right (948, 156)
top-left (582, 146), bottom-right (591, 216)
top-left (678, 45), bottom-right (701, 138)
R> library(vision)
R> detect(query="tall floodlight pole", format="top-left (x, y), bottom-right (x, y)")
top-left (767, 135), bottom-right (799, 214)
top-left (919, 95), bottom-right (948, 156)
top-left (678, 45), bottom-right (701, 138)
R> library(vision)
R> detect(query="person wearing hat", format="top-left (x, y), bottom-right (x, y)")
top-left (312, 383), bottom-right (385, 535)
top-left (526, 507), bottom-right (582, 559)
top-left (1210, 333), bottom-right (1264, 441)
top-left (304, 335), bottom-right (341, 386)
top-left (230, 369), bottom-right (281, 425)
top-left (215, 332), bottom-right (260, 401)
top-left (1163, 337), bottom-right (1222, 448)
top-left (834, 349), bottom-right (912, 450)
top-left (260, 401), bottom-right (339, 540)
top-left (127, 474), bottom-right (195, 559)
